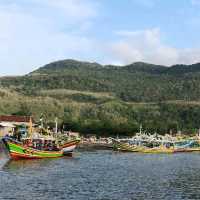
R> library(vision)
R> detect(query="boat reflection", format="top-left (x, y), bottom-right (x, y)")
top-left (3, 158), bottom-right (52, 171)
top-left (2, 153), bottom-right (75, 172)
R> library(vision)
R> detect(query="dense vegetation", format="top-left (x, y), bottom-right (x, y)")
top-left (1, 59), bottom-right (200, 135)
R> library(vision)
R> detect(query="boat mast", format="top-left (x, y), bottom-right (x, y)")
top-left (28, 116), bottom-right (33, 138)
top-left (40, 114), bottom-right (44, 129)
top-left (55, 117), bottom-right (58, 134)
top-left (139, 124), bottom-right (142, 135)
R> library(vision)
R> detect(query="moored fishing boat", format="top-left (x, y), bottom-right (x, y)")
top-left (112, 133), bottom-right (200, 154)
top-left (1, 116), bottom-right (81, 160)
top-left (141, 146), bottom-right (174, 154)
top-left (112, 139), bottom-right (175, 153)
top-left (174, 140), bottom-right (200, 153)
top-left (112, 138), bottom-right (143, 152)
top-left (61, 138), bottom-right (81, 155)
top-left (2, 136), bottom-right (80, 160)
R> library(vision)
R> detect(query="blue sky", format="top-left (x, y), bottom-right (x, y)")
top-left (1, 0), bottom-right (200, 75)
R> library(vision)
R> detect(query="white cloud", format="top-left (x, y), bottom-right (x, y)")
top-left (38, 0), bottom-right (97, 20)
top-left (110, 28), bottom-right (200, 66)
top-left (0, 0), bottom-right (99, 75)
top-left (1, 1), bottom-right (200, 75)
top-left (178, 48), bottom-right (200, 64)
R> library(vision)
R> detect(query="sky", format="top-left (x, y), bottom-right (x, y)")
top-left (1, 0), bottom-right (200, 75)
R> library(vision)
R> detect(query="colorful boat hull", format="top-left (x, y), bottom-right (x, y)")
top-left (141, 147), bottom-right (174, 154)
top-left (112, 139), bottom-right (200, 154)
top-left (61, 139), bottom-right (81, 155)
top-left (2, 137), bottom-right (80, 160)
top-left (3, 140), bottom-right (63, 159)
top-left (174, 148), bottom-right (200, 153)
top-left (112, 139), bottom-right (174, 153)
top-left (112, 139), bottom-right (143, 152)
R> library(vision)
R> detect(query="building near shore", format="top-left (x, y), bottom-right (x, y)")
top-left (0, 115), bottom-right (34, 137)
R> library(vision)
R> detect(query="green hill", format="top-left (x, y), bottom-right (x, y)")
top-left (1, 59), bottom-right (200, 102)
top-left (1, 59), bottom-right (200, 135)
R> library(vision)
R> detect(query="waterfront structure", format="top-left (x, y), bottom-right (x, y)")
top-left (0, 115), bottom-right (34, 137)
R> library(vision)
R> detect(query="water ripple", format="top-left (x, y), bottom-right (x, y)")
top-left (1, 151), bottom-right (200, 199)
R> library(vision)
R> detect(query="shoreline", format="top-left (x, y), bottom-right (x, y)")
top-left (77, 142), bottom-right (113, 150)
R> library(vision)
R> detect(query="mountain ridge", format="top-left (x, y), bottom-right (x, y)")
top-left (1, 59), bottom-right (200, 102)
top-left (1, 59), bottom-right (200, 134)
top-left (30, 59), bottom-right (200, 76)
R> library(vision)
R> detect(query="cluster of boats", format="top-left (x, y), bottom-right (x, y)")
top-left (1, 119), bottom-right (80, 160)
top-left (111, 132), bottom-right (200, 153)
top-left (2, 118), bottom-right (200, 160)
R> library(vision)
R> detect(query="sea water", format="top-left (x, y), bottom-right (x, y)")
top-left (1, 150), bottom-right (200, 200)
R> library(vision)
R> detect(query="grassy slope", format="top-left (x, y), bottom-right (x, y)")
top-left (1, 60), bottom-right (200, 134)
top-left (2, 60), bottom-right (200, 102)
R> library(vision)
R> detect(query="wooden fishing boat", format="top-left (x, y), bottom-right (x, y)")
top-left (2, 136), bottom-right (80, 160)
top-left (112, 133), bottom-right (200, 154)
top-left (141, 146), bottom-right (174, 154)
top-left (112, 139), bottom-right (144, 152)
top-left (112, 138), bottom-right (175, 153)
top-left (173, 140), bottom-right (200, 153)
top-left (61, 138), bottom-right (81, 155)
top-left (173, 147), bottom-right (200, 153)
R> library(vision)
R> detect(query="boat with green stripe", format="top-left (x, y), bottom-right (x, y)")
top-left (2, 136), bottom-right (80, 160)
top-left (112, 138), bottom-right (144, 152)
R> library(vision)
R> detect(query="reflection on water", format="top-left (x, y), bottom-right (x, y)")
top-left (1, 150), bottom-right (200, 200)
top-left (0, 140), bottom-right (10, 170)
top-left (2, 155), bottom-right (76, 173)
top-left (3, 159), bottom-right (52, 171)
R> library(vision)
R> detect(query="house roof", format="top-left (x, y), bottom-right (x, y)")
top-left (0, 115), bottom-right (33, 123)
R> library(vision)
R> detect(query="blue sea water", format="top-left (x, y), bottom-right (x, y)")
top-left (1, 148), bottom-right (200, 200)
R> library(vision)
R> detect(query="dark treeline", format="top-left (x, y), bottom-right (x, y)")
top-left (61, 102), bottom-right (200, 136)
top-left (10, 98), bottom-right (200, 136)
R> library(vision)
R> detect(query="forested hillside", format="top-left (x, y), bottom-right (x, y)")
top-left (1, 60), bottom-right (200, 102)
top-left (1, 59), bottom-right (200, 135)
